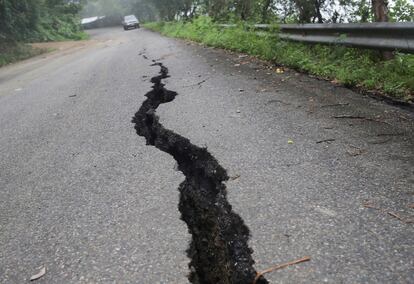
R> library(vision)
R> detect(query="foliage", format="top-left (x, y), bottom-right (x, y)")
top-left (0, 0), bottom-right (86, 43)
top-left (0, 42), bottom-right (47, 67)
top-left (389, 0), bottom-right (414, 22)
top-left (145, 17), bottom-right (414, 101)
top-left (95, 0), bottom-right (414, 24)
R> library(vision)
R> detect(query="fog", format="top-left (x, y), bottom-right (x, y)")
top-left (81, 0), bottom-right (157, 23)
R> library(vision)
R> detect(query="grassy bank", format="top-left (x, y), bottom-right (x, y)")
top-left (0, 42), bottom-right (48, 67)
top-left (145, 17), bottom-right (414, 102)
top-left (34, 15), bottom-right (88, 42)
top-left (0, 24), bottom-right (88, 68)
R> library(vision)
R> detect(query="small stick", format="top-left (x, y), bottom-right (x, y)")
top-left (182, 79), bottom-right (208, 88)
top-left (363, 202), bottom-right (380, 210)
top-left (321, 103), bottom-right (349, 108)
top-left (376, 133), bottom-right (404, 137)
top-left (316, 138), bottom-right (335, 144)
top-left (333, 115), bottom-right (392, 125)
top-left (363, 118), bottom-right (392, 126)
top-left (253, 256), bottom-right (311, 284)
top-left (364, 202), bottom-right (413, 224)
top-left (369, 139), bottom-right (391, 145)
top-left (266, 99), bottom-right (290, 105)
top-left (230, 174), bottom-right (241, 181)
top-left (387, 211), bottom-right (405, 222)
top-left (333, 115), bottom-right (365, 119)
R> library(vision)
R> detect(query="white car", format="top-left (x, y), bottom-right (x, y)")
top-left (122, 15), bottom-right (140, 30)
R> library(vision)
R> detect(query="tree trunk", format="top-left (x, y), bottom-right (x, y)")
top-left (371, 0), bottom-right (393, 59)
top-left (371, 0), bottom-right (389, 22)
top-left (294, 0), bottom-right (313, 23)
top-left (261, 0), bottom-right (272, 23)
top-left (239, 0), bottom-right (252, 21)
top-left (314, 0), bottom-right (323, 23)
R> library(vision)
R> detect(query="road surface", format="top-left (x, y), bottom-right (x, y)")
top-left (0, 27), bottom-right (413, 283)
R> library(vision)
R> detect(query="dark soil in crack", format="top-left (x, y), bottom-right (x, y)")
top-left (132, 61), bottom-right (268, 284)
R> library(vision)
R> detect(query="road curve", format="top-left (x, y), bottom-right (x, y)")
top-left (0, 27), bottom-right (413, 283)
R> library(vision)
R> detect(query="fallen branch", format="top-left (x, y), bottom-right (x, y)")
top-left (253, 256), bottom-right (311, 284)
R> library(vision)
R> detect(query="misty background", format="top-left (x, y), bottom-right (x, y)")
top-left (81, 0), bottom-right (157, 24)
top-left (80, 0), bottom-right (410, 26)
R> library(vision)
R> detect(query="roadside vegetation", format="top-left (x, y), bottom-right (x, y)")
top-left (0, 43), bottom-right (49, 67)
top-left (0, 0), bottom-right (87, 67)
top-left (139, 0), bottom-right (414, 102)
top-left (145, 18), bottom-right (413, 101)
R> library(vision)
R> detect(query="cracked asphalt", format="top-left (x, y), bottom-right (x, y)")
top-left (1, 27), bottom-right (413, 283)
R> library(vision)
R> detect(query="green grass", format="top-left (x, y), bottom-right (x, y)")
top-left (145, 17), bottom-right (414, 102)
top-left (0, 42), bottom-right (48, 67)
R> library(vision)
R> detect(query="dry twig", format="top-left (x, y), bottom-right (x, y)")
top-left (182, 79), bottom-right (208, 88)
top-left (321, 103), bottom-right (349, 108)
top-left (230, 174), bottom-right (241, 181)
top-left (333, 115), bottom-right (392, 125)
top-left (333, 115), bottom-right (366, 119)
top-left (363, 202), bottom-right (413, 224)
top-left (316, 138), bottom-right (335, 144)
top-left (253, 256), bottom-right (311, 284)
top-left (387, 212), bottom-right (405, 222)
top-left (376, 133), bottom-right (404, 137)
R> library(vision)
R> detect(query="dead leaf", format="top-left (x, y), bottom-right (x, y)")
top-left (346, 145), bottom-right (364, 156)
top-left (30, 267), bottom-right (46, 281)
top-left (276, 68), bottom-right (284, 74)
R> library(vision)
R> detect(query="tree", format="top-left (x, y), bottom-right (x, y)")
top-left (371, 0), bottom-right (389, 22)
top-left (261, 0), bottom-right (273, 22)
top-left (389, 0), bottom-right (414, 22)
top-left (0, 0), bottom-right (40, 41)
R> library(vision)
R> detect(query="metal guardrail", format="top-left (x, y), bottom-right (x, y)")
top-left (219, 22), bottom-right (414, 53)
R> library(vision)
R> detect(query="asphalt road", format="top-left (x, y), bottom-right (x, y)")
top-left (0, 27), bottom-right (413, 283)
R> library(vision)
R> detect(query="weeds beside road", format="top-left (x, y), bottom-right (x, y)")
top-left (145, 17), bottom-right (414, 103)
top-left (0, 42), bottom-right (48, 67)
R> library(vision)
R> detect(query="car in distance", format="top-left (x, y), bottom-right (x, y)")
top-left (122, 15), bottom-right (140, 30)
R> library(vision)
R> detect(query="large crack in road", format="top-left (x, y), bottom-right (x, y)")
top-left (132, 61), bottom-right (268, 284)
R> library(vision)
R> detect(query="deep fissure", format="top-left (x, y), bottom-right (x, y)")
top-left (132, 61), bottom-right (267, 284)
